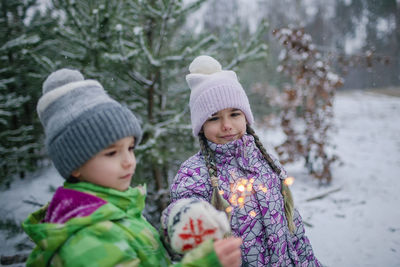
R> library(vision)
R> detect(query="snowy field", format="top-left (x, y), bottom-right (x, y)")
top-left (1, 91), bottom-right (400, 266)
top-left (259, 91), bottom-right (400, 266)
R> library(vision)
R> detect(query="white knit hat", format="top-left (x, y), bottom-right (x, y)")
top-left (186, 55), bottom-right (254, 136)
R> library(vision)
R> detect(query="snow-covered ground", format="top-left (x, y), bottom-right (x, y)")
top-left (1, 91), bottom-right (400, 266)
top-left (259, 91), bottom-right (400, 266)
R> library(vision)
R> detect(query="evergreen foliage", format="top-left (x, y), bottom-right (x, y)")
top-left (332, 0), bottom-right (399, 88)
top-left (37, 0), bottom-right (267, 225)
top-left (1, 0), bottom-right (399, 263)
top-left (0, 0), bottom-right (57, 186)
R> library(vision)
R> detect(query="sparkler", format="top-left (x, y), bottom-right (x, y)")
top-left (226, 171), bottom-right (295, 218)
top-left (228, 170), bottom-right (256, 209)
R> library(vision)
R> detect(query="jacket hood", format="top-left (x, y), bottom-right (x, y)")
top-left (22, 182), bottom-right (147, 264)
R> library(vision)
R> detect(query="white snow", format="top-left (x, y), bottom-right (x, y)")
top-left (115, 24), bottom-right (122, 32)
top-left (1, 91), bottom-right (400, 266)
top-left (0, 166), bottom-right (63, 259)
top-left (258, 91), bottom-right (400, 267)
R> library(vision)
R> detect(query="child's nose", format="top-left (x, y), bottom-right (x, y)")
top-left (222, 118), bottom-right (232, 131)
top-left (122, 152), bottom-right (135, 168)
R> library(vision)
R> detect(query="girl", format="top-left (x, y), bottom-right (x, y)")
top-left (162, 56), bottom-right (321, 266)
top-left (22, 68), bottom-right (242, 267)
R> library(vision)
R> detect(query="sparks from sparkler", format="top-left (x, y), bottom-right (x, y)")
top-left (284, 176), bottom-right (295, 186)
top-left (225, 172), bottom-right (295, 218)
top-left (228, 170), bottom-right (256, 209)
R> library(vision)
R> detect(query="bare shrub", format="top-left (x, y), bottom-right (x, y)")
top-left (272, 27), bottom-right (343, 183)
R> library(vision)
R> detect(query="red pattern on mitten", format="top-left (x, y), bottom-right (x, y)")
top-left (168, 198), bottom-right (230, 253)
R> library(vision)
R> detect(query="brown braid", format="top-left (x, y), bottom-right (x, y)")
top-left (199, 133), bottom-right (232, 223)
top-left (246, 125), bottom-right (282, 175)
top-left (199, 133), bottom-right (218, 180)
top-left (246, 125), bottom-right (295, 233)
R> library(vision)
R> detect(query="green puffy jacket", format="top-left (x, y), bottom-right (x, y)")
top-left (22, 181), bottom-right (221, 267)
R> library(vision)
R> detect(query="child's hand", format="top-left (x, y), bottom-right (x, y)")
top-left (168, 198), bottom-right (230, 253)
top-left (214, 237), bottom-right (242, 267)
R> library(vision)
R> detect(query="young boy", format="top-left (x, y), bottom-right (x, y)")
top-left (22, 68), bottom-right (241, 267)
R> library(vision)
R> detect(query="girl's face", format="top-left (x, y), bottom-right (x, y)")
top-left (202, 108), bottom-right (247, 144)
top-left (72, 136), bottom-right (136, 191)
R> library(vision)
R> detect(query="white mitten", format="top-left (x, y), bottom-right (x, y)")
top-left (168, 198), bottom-right (230, 253)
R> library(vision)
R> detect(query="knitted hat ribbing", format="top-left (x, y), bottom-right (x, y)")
top-left (186, 55), bottom-right (254, 136)
top-left (37, 68), bottom-right (142, 178)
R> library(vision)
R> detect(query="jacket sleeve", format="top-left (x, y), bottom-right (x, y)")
top-left (53, 220), bottom-right (222, 267)
top-left (291, 208), bottom-right (322, 266)
top-left (175, 239), bottom-right (222, 267)
top-left (171, 164), bottom-right (213, 201)
top-left (54, 221), bottom-right (142, 267)
top-left (254, 176), bottom-right (321, 267)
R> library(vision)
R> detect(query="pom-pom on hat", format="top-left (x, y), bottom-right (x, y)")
top-left (37, 68), bottom-right (142, 178)
top-left (186, 55), bottom-right (254, 136)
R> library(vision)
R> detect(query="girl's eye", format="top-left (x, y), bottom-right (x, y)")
top-left (231, 112), bottom-right (241, 117)
top-left (207, 116), bottom-right (219, 122)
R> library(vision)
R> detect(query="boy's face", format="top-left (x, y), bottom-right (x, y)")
top-left (72, 136), bottom-right (136, 191)
top-left (202, 108), bottom-right (247, 144)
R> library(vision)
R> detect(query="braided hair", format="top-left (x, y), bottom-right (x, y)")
top-left (198, 126), bottom-right (295, 233)
top-left (246, 125), bottom-right (295, 233)
top-left (198, 133), bottom-right (232, 222)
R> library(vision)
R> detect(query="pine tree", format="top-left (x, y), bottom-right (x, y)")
top-left (48, 0), bottom-right (267, 225)
top-left (0, 0), bottom-right (56, 186)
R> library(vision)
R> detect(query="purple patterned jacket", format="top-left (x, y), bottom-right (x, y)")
top-left (162, 134), bottom-right (321, 267)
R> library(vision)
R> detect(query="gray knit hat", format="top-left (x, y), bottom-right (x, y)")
top-left (37, 68), bottom-right (142, 178)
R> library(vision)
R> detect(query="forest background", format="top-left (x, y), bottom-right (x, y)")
top-left (1, 0), bottom-right (399, 262)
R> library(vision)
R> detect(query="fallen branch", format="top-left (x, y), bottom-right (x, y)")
top-left (22, 198), bottom-right (43, 207)
top-left (305, 187), bottom-right (342, 202)
top-left (303, 220), bottom-right (313, 228)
